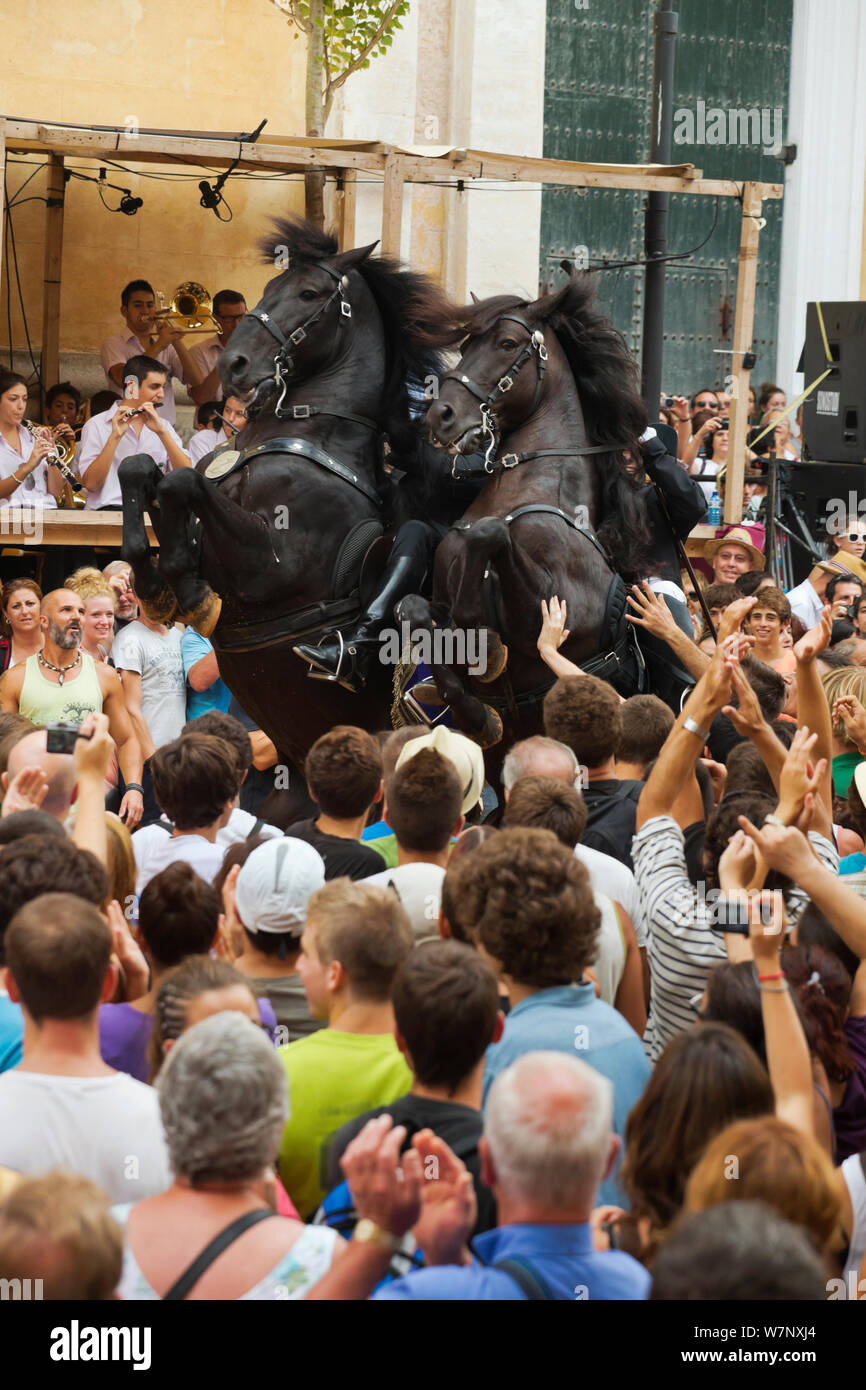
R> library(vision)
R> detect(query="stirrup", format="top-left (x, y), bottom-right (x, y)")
top-left (293, 629), bottom-right (346, 682)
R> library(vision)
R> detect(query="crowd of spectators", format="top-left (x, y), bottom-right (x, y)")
top-left (0, 368), bottom-right (865, 1308)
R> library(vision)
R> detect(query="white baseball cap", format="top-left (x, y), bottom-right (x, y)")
top-left (395, 724), bottom-right (485, 815)
top-left (234, 837), bottom-right (325, 935)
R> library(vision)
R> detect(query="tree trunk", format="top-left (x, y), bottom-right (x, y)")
top-left (305, 0), bottom-right (326, 227)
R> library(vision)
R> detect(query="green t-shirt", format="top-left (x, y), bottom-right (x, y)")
top-left (833, 750), bottom-right (863, 798)
top-left (277, 1029), bottom-right (412, 1219)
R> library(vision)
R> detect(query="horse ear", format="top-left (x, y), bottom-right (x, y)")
top-left (521, 284), bottom-right (568, 326)
top-left (329, 241), bottom-right (379, 275)
top-left (469, 290), bottom-right (480, 303)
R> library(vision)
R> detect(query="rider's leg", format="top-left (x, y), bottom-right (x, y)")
top-left (293, 520), bottom-right (439, 692)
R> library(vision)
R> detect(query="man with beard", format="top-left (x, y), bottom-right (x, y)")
top-left (0, 590), bottom-right (143, 828)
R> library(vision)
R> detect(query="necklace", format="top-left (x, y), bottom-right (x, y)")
top-left (38, 651), bottom-right (81, 686)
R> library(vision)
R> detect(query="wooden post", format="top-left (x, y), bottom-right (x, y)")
top-left (41, 154), bottom-right (65, 407)
top-left (725, 181), bottom-right (763, 525)
top-left (381, 152), bottom-right (405, 259)
top-left (0, 123), bottom-right (5, 297)
top-left (336, 167), bottom-right (357, 251)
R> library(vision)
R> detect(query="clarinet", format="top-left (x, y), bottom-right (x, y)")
top-left (21, 419), bottom-right (81, 487)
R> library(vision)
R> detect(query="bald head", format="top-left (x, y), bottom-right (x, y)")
top-left (484, 1052), bottom-right (615, 1212)
top-left (501, 736), bottom-right (577, 795)
top-left (4, 730), bottom-right (76, 820)
top-left (40, 590), bottom-right (84, 652)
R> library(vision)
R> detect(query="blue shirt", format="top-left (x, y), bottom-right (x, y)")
top-left (482, 983), bottom-right (651, 1206)
top-left (373, 1222), bottom-right (650, 1301)
top-left (181, 629), bottom-right (231, 721)
top-left (0, 995), bottom-right (23, 1074)
top-left (840, 853), bottom-right (866, 876)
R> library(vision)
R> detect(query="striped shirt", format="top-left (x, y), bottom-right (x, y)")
top-left (632, 815), bottom-right (839, 1062)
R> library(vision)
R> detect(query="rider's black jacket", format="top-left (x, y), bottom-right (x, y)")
top-left (637, 433), bottom-right (707, 586)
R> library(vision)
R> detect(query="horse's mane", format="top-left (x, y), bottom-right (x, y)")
top-left (260, 218), bottom-right (463, 458)
top-left (453, 277), bottom-right (652, 577)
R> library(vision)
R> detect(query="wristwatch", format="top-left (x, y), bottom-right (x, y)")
top-left (683, 715), bottom-right (710, 741)
top-left (353, 1219), bottom-right (403, 1253)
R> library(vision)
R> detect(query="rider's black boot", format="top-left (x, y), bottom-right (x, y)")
top-left (293, 550), bottom-right (428, 693)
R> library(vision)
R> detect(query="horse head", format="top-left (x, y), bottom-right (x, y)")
top-left (220, 223), bottom-right (379, 416)
top-left (427, 287), bottom-right (570, 457)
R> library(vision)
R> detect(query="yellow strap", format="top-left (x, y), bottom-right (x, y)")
top-left (747, 301), bottom-right (833, 452)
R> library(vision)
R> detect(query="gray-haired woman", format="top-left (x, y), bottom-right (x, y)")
top-left (113, 1012), bottom-right (343, 1299)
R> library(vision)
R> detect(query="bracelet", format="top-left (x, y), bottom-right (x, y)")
top-left (683, 715), bottom-right (710, 741)
top-left (758, 981), bottom-right (789, 993)
top-left (757, 971), bottom-right (785, 982)
top-left (124, 783), bottom-right (144, 794)
top-left (11, 469), bottom-right (23, 484)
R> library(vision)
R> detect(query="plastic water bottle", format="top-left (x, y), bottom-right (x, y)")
top-left (708, 490), bottom-right (721, 525)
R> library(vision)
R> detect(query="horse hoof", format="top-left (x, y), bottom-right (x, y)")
top-left (474, 704), bottom-right (504, 748)
top-left (180, 591), bottom-right (223, 639)
top-left (473, 633), bottom-right (508, 684)
top-left (138, 588), bottom-right (179, 626)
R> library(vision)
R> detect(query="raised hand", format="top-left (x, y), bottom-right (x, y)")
top-left (833, 695), bottom-right (866, 753)
top-left (737, 817), bottom-right (819, 882)
top-left (721, 662), bottom-right (766, 738)
top-left (538, 596), bottom-right (570, 656)
top-left (793, 604), bottom-right (832, 665)
top-left (409, 1129), bottom-right (476, 1267)
top-left (716, 595), bottom-right (757, 644)
top-left (625, 581), bottom-right (680, 641)
top-left (0, 764), bottom-right (48, 817)
top-left (340, 1115), bottom-right (421, 1238)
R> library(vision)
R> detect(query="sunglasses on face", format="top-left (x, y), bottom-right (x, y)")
top-left (844, 533), bottom-right (866, 542)
top-left (696, 400), bottom-right (719, 411)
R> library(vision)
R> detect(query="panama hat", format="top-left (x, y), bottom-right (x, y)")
top-left (395, 724), bottom-right (485, 815)
top-left (704, 525), bottom-right (766, 571)
top-left (820, 550), bottom-right (866, 585)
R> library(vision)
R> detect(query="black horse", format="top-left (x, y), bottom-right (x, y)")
top-left (404, 274), bottom-right (652, 773)
top-left (119, 218), bottom-right (459, 781)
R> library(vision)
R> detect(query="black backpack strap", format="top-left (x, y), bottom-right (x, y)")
top-left (162, 1208), bottom-right (278, 1301)
top-left (154, 819), bottom-right (175, 834)
top-left (248, 817), bottom-right (265, 839)
top-left (491, 1256), bottom-right (554, 1300)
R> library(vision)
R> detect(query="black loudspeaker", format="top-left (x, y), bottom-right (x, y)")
top-left (780, 461), bottom-right (866, 584)
top-left (801, 302), bottom-right (866, 463)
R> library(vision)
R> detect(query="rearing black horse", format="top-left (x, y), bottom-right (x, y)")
top-left (119, 218), bottom-right (459, 775)
top-left (403, 274), bottom-right (651, 774)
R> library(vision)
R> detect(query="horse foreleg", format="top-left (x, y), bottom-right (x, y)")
top-left (155, 468), bottom-right (270, 637)
top-left (447, 518), bottom-right (510, 682)
top-left (119, 455), bottom-right (180, 624)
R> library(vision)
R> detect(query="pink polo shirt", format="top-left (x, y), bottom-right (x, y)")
top-left (188, 426), bottom-right (231, 465)
top-left (78, 403), bottom-right (187, 510)
top-left (190, 338), bottom-right (224, 399)
top-left (99, 330), bottom-right (184, 424)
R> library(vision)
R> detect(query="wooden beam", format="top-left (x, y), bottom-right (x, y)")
top-left (1, 509), bottom-right (155, 547)
top-left (41, 155), bottom-right (65, 404)
top-left (336, 168), bottom-right (357, 251)
top-left (381, 153), bottom-right (405, 259)
top-left (725, 182), bottom-right (764, 527)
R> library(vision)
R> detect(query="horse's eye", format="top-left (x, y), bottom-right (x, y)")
top-left (500, 340), bottom-right (517, 352)
top-left (299, 288), bottom-right (318, 302)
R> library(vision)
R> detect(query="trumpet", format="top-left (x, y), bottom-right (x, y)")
top-left (22, 419), bottom-right (81, 487)
top-left (147, 281), bottom-right (219, 342)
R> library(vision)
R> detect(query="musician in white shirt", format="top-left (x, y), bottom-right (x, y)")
top-left (78, 357), bottom-right (190, 510)
top-left (187, 395), bottom-right (248, 465)
top-left (0, 370), bottom-right (65, 508)
top-left (100, 279), bottom-right (207, 424)
top-left (189, 289), bottom-right (247, 404)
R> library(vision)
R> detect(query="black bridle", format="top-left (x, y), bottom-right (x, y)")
top-left (243, 261), bottom-right (373, 425)
top-left (442, 312), bottom-right (629, 475)
top-left (441, 312), bottom-right (549, 470)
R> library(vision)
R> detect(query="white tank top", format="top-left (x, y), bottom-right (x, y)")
top-left (842, 1152), bottom-right (866, 1293)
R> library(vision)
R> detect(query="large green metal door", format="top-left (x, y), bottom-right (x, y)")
top-left (541, 0), bottom-right (792, 392)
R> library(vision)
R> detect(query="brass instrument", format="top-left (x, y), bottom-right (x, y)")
top-left (148, 281), bottom-right (219, 341)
